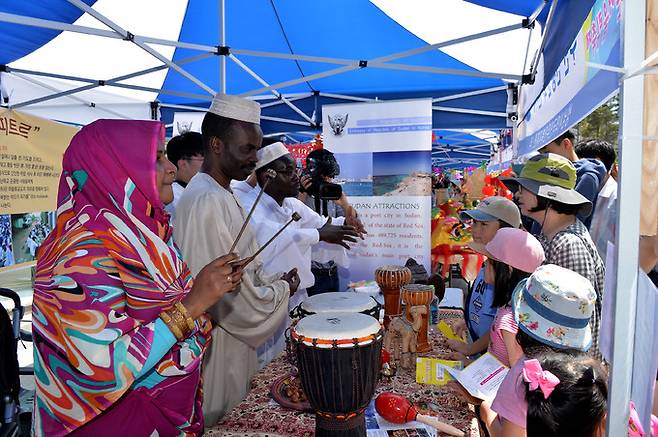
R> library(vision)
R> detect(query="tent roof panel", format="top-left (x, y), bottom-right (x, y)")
top-left (0, 0), bottom-right (97, 65)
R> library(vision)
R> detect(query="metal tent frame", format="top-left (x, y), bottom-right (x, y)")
top-left (0, 0), bottom-right (542, 129)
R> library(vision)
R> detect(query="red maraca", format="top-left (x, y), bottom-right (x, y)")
top-left (375, 392), bottom-right (465, 437)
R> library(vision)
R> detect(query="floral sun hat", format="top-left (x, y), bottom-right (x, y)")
top-left (512, 264), bottom-right (596, 351)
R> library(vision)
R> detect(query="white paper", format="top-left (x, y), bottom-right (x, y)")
top-left (439, 352), bottom-right (508, 403)
top-left (365, 400), bottom-right (436, 437)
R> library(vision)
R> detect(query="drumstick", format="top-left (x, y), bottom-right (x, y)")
top-left (229, 169), bottom-right (277, 253)
top-left (233, 212), bottom-right (302, 269)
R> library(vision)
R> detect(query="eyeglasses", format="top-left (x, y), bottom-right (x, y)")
top-left (184, 157), bottom-right (204, 162)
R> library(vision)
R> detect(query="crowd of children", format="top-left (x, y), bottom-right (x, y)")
top-left (445, 143), bottom-right (658, 437)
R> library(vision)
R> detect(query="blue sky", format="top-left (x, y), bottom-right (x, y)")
top-left (373, 151), bottom-right (431, 176)
top-left (334, 153), bottom-right (373, 179)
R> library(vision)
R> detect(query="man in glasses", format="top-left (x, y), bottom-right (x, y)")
top-left (165, 131), bottom-right (205, 218)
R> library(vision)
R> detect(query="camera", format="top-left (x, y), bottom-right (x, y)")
top-left (300, 150), bottom-right (342, 201)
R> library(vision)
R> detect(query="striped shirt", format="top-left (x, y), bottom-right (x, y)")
top-left (488, 306), bottom-right (519, 367)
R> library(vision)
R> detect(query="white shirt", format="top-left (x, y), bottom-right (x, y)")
top-left (589, 176), bottom-right (617, 260)
top-left (164, 181), bottom-right (185, 220)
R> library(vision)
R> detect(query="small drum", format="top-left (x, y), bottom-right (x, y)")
top-left (291, 312), bottom-right (383, 437)
top-left (401, 284), bottom-right (434, 353)
top-left (374, 265), bottom-right (412, 328)
top-left (290, 292), bottom-right (380, 320)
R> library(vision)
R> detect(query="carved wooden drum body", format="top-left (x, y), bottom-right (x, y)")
top-left (374, 265), bottom-right (412, 328)
top-left (291, 312), bottom-right (383, 437)
top-left (401, 284), bottom-right (433, 353)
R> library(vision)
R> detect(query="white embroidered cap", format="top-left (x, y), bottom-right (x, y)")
top-left (255, 142), bottom-right (291, 170)
top-left (208, 93), bottom-right (260, 124)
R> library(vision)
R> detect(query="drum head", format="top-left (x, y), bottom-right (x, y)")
top-left (301, 292), bottom-right (376, 313)
top-left (292, 312), bottom-right (381, 348)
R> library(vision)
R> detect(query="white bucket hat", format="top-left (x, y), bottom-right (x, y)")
top-left (512, 264), bottom-right (596, 351)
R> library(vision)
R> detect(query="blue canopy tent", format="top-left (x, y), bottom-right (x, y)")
top-left (155, 0), bottom-right (514, 134)
top-left (431, 130), bottom-right (493, 169)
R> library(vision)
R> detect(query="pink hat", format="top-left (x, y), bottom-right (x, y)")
top-left (478, 228), bottom-right (545, 273)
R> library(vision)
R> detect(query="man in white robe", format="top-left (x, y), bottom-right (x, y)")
top-left (236, 143), bottom-right (359, 368)
top-left (174, 93), bottom-right (300, 426)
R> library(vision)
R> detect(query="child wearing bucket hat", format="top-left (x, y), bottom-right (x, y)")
top-left (501, 153), bottom-right (605, 359)
top-left (449, 197), bottom-right (521, 354)
top-left (448, 227), bottom-right (544, 368)
top-left (474, 264), bottom-right (598, 437)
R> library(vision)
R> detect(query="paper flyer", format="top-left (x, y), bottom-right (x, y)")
top-left (439, 352), bottom-right (508, 403)
top-left (365, 400), bottom-right (436, 437)
top-left (416, 357), bottom-right (463, 385)
top-left (437, 320), bottom-right (465, 343)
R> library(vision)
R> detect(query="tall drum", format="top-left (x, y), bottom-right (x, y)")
top-left (401, 284), bottom-right (434, 352)
top-left (374, 265), bottom-right (412, 328)
top-left (291, 312), bottom-right (383, 437)
top-left (290, 292), bottom-right (380, 320)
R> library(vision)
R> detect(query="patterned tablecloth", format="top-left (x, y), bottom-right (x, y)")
top-left (204, 310), bottom-right (480, 437)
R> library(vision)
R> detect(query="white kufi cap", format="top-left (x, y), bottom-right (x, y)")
top-left (208, 92), bottom-right (260, 124)
top-left (255, 142), bottom-right (291, 170)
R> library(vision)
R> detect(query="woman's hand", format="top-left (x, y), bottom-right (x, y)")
top-left (450, 319), bottom-right (467, 338)
top-left (182, 253), bottom-right (243, 319)
top-left (446, 338), bottom-right (469, 355)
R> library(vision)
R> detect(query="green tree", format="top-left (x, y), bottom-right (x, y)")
top-left (575, 95), bottom-right (619, 145)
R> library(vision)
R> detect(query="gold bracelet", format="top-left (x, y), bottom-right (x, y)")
top-left (168, 307), bottom-right (192, 339)
top-left (159, 311), bottom-right (184, 341)
top-left (174, 301), bottom-right (196, 332)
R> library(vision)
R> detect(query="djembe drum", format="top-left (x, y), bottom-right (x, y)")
top-left (291, 312), bottom-right (383, 436)
top-left (289, 292), bottom-right (380, 320)
top-left (401, 284), bottom-right (434, 353)
top-left (374, 265), bottom-right (412, 328)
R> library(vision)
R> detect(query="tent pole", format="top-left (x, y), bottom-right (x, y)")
top-left (260, 115), bottom-right (313, 127)
top-left (368, 62), bottom-right (522, 81)
top-left (4, 61), bottom-right (213, 105)
top-left (219, 0), bottom-right (226, 93)
top-left (432, 85), bottom-right (508, 103)
top-left (528, 0), bottom-right (559, 82)
top-left (431, 106), bottom-right (508, 117)
top-left (66, 0), bottom-right (216, 95)
top-left (8, 72), bottom-right (136, 119)
top-left (261, 93), bottom-right (312, 108)
top-left (241, 23), bottom-right (524, 97)
top-left (317, 93), bottom-right (377, 102)
top-left (606, 0), bottom-right (646, 435)
top-left (228, 54), bottom-right (315, 124)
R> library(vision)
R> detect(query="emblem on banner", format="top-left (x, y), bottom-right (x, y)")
top-left (176, 121), bottom-right (193, 134)
top-left (327, 113), bottom-right (348, 136)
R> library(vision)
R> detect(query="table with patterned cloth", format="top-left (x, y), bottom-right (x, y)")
top-left (204, 310), bottom-right (480, 437)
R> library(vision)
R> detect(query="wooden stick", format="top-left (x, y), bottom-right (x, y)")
top-left (229, 169), bottom-right (277, 253)
top-left (233, 212), bottom-right (301, 270)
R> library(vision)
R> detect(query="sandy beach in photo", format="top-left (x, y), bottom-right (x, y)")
top-left (383, 172), bottom-right (432, 196)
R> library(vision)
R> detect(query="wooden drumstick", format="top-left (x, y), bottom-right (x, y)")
top-left (233, 212), bottom-right (302, 270)
top-left (229, 168), bottom-right (277, 253)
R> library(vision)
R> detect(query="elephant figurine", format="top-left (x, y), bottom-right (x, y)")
top-left (383, 305), bottom-right (427, 368)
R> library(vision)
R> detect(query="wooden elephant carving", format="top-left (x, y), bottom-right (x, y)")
top-left (383, 305), bottom-right (427, 368)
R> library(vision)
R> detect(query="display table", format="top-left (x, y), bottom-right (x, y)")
top-left (204, 310), bottom-right (480, 437)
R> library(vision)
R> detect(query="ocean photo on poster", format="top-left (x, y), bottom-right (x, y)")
top-left (373, 151), bottom-right (432, 196)
top-left (333, 152), bottom-right (373, 196)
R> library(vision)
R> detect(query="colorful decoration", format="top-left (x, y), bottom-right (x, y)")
top-left (284, 135), bottom-right (322, 168)
top-left (482, 167), bottom-right (514, 200)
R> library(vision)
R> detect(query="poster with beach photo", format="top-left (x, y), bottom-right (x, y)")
top-left (323, 99), bottom-right (432, 282)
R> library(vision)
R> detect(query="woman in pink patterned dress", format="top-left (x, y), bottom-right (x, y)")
top-left (32, 120), bottom-right (241, 436)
